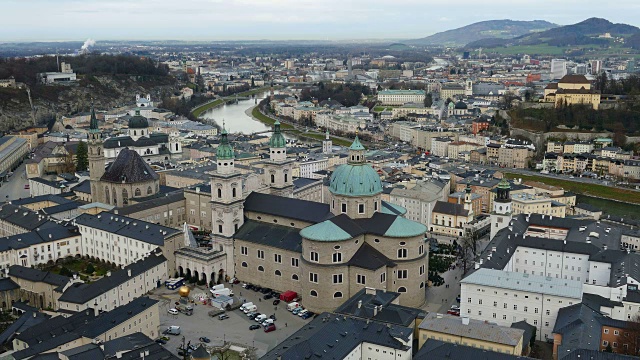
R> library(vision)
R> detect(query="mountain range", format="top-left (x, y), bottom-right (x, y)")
top-left (466, 18), bottom-right (640, 49)
top-left (406, 20), bottom-right (557, 46)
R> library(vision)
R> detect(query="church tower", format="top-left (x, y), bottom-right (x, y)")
top-left (490, 178), bottom-right (512, 240)
top-left (210, 127), bottom-right (244, 278)
top-left (263, 120), bottom-right (294, 197)
top-left (322, 129), bottom-right (332, 154)
top-left (465, 79), bottom-right (473, 97)
top-left (464, 183), bottom-right (474, 216)
top-left (88, 105), bottom-right (105, 203)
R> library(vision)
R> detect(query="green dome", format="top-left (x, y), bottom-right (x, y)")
top-left (216, 128), bottom-right (234, 160)
top-left (329, 163), bottom-right (382, 197)
top-left (128, 110), bottom-right (149, 129)
top-left (269, 120), bottom-right (286, 148)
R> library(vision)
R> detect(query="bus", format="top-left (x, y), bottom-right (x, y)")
top-left (165, 278), bottom-right (185, 290)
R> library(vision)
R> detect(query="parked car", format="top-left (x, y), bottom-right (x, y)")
top-left (167, 308), bottom-right (179, 315)
top-left (271, 291), bottom-right (280, 298)
top-left (218, 314), bottom-right (229, 320)
top-left (272, 299), bottom-right (280, 306)
top-left (263, 294), bottom-right (273, 300)
top-left (242, 283), bottom-right (250, 289)
top-left (450, 305), bottom-right (459, 311)
top-left (199, 337), bottom-right (210, 343)
top-left (249, 324), bottom-right (261, 330)
top-left (261, 319), bottom-right (274, 326)
top-left (297, 309), bottom-right (309, 317)
top-left (447, 310), bottom-right (460, 316)
top-left (301, 311), bottom-right (314, 320)
top-left (155, 339), bottom-right (167, 345)
top-left (292, 307), bottom-right (303, 315)
top-left (247, 312), bottom-right (259, 319)
top-left (264, 323), bottom-right (276, 333)
top-left (260, 287), bottom-right (271, 294)
top-left (270, 314), bottom-right (276, 320)
top-left (229, 277), bottom-right (240, 284)
top-left (253, 286), bottom-right (262, 292)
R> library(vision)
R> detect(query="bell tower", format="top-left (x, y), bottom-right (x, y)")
top-left (211, 125), bottom-right (244, 278)
top-left (263, 120), bottom-right (294, 197)
top-left (490, 178), bottom-right (512, 240)
top-left (88, 105), bottom-right (105, 203)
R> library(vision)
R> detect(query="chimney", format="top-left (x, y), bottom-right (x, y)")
top-left (461, 317), bottom-right (470, 325)
top-left (373, 306), bottom-right (378, 317)
top-left (358, 300), bottom-right (362, 309)
top-left (127, 269), bottom-right (131, 277)
top-left (475, 262), bottom-right (480, 269)
top-left (32, 312), bottom-right (36, 318)
top-left (604, 245), bottom-right (608, 251)
top-left (94, 306), bottom-right (99, 317)
top-left (106, 271), bottom-right (111, 277)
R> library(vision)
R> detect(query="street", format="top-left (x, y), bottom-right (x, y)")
top-left (0, 163), bottom-right (30, 202)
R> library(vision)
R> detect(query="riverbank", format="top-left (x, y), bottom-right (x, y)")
top-left (503, 172), bottom-right (640, 204)
top-left (191, 86), bottom-right (271, 118)
top-left (247, 105), bottom-right (352, 147)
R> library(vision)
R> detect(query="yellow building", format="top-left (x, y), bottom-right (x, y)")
top-left (543, 75), bottom-right (601, 109)
top-left (418, 313), bottom-right (525, 355)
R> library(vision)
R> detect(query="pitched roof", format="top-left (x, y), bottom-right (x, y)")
top-left (347, 242), bottom-right (396, 270)
top-left (558, 75), bottom-right (591, 84)
top-left (432, 201), bottom-right (470, 217)
top-left (462, 268), bottom-right (583, 299)
top-left (414, 339), bottom-right (531, 360)
top-left (74, 213), bottom-right (179, 245)
top-left (8, 266), bottom-right (70, 287)
top-left (234, 220), bottom-right (303, 252)
top-left (101, 148), bottom-right (159, 183)
top-left (243, 192), bottom-right (331, 224)
top-left (419, 313), bottom-right (524, 346)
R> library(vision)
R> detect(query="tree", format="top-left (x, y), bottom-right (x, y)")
top-left (251, 77), bottom-right (255, 88)
top-left (424, 93), bottom-right (433, 107)
top-left (605, 343), bottom-right (613, 352)
top-left (625, 314), bottom-right (640, 355)
top-left (75, 141), bottom-right (88, 171)
top-left (85, 263), bottom-right (95, 274)
top-left (59, 266), bottom-right (73, 277)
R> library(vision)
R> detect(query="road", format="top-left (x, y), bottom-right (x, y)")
top-left (0, 163), bottom-right (30, 202)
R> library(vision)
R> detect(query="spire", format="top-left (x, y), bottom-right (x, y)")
top-left (325, 129), bottom-right (330, 140)
top-left (269, 120), bottom-right (286, 149)
top-left (216, 124), bottom-right (234, 160)
top-left (465, 183), bottom-right (472, 194)
top-left (349, 134), bottom-right (365, 151)
top-left (89, 103), bottom-right (99, 133)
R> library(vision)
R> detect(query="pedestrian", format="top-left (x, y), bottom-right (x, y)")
top-left (259, 298), bottom-right (261, 302)
top-left (285, 323), bottom-right (288, 327)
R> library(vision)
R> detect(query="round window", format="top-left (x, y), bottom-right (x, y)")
top-left (399, 242), bottom-right (406, 246)
top-left (334, 245), bottom-right (341, 250)
top-left (374, 239), bottom-right (380, 243)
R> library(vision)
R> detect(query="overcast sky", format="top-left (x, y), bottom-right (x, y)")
top-left (2, 0), bottom-right (639, 41)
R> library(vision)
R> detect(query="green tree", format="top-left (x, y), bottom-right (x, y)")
top-left (251, 77), bottom-right (255, 88)
top-left (85, 263), bottom-right (95, 274)
top-left (424, 93), bottom-right (433, 107)
top-left (75, 141), bottom-right (88, 171)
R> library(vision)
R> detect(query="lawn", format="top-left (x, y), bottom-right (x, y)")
top-left (373, 106), bottom-right (394, 112)
top-left (576, 194), bottom-right (640, 220)
top-left (40, 257), bottom-right (118, 280)
top-left (503, 173), bottom-right (640, 204)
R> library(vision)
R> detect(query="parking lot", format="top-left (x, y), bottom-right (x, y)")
top-left (154, 283), bottom-right (311, 357)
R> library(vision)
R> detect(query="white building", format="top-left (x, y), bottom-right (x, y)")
top-left (378, 90), bottom-right (426, 106)
top-left (460, 268), bottom-right (583, 341)
top-left (389, 180), bottom-right (449, 228)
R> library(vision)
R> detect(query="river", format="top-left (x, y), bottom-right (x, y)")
top-left (199, 92), bottom-right (271, 134)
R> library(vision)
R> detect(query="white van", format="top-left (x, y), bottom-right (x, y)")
top-left (211, 284), bottom-right (225, 291)
top-left (298, 309), bottom-right (309, 317)
top-left (243, 305), bottom-right (257, 314)
top-left (261, 319), bottom-right (274, 326)
top-left (240, 302), bottom-right (253, 312)
top-left (165, 326), bottom-right (181, 335)
top-left (255, 314), bottom-right (267, 322)
top-left (287, 302), bottom-right (300, 311)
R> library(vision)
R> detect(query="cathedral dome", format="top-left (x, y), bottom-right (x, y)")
top-left (329, 136), bottom-right (382, 197)
top-left (128, 110), bottom-right (149, 129)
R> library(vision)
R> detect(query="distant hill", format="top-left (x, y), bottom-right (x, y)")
top-left (407, 20), bottom-right (557, 46)
top-left (467, 18), bottom-right (640, 48)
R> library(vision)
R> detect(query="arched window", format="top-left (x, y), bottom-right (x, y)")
top-left (134, 130), bottom-right (137, 136)
top-left (122, 189), bottom-right (128, 205)
top-left (175, 143), bottom-right (179, 151)
top-left (271, 174), bottom-right (275, 183)
top-left (397, 287), bottom-right (407, 293)
top-left (147, 186), bottom-right (153, 195)
top-left (241, 262), bottom-right (248, 267)
top-left (310, 290), bottom-right (318, 297)
top-left (105, 187), bottom-right (110, 204)
top-left (217, 188), bottom-right (222, 198)
top-left (334, 291), bottom-right (343, 298)
top-left (420, 282), bottom-right (424, 288)
top-left (232, 188), bottom-right (237, 197)
top-left (292, 274), bottom-right (299, 281)
top-left (134, 188), bottom-right (141, 197)
top-left (397, 248), bottom-right (407, 259)
top-left (257, 266), bottom-right (264, 272)
top-left (284, 174), bottom-right (288, 182)
top-left (275, 270), bottom-right (281, 276)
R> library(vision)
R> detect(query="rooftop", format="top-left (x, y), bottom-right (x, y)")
top-left (419, 313), bottom-right (524, 346)
top-left (462, 268), bottom-right (583, 299)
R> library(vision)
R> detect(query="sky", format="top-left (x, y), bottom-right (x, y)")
top-left (2, 0), bottom-right (640, 41)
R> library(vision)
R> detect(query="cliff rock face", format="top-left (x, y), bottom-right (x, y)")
top-left (0, 75), bottom-right (176, 132)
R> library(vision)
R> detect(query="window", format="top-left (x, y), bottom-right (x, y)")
top-left (524, 306), bottom-right (528, 312)
top-left (358, 204), bottom-right (365, 214)
top-left (310, 251), bottom-right (319, 262)
top-left (232, 188), bottom-right (237, 197)
top-left (333, 274), bottom-right (343, 284)
top-left (291, 258), bottom-right (299, 267)
top-left (341, 203), bottom-right (347, 213)
top-left (257, 266), bottom-right (264, 272)
top-left (602, 340), bottom-right (609, 346)
top-left (419, 265), bottom-right (425, 275)
top-left (478, 299), bottom-right (483, 305)
top-left (503, 315), bottom-right (507, 320)
top-left (334, 292), bottom-right (343, 298)
top-left (218, 225), bottom-right (223, 233)
top-left (513, 305), bottom-right (518, 310)
top-left (380, 273), bottom-right (386, 283)
top-left (274, 254), bottom-right (282, 263)
top-left (241, 246), bottom-right (248, 255)
top-left (398, 270), bottom-right (408, 279)
top-left (241, 262), bottom-right (247, 267)
top-left (270, 174), bottom-right (275, 183)
top-left (310, 290), bottom-right (317, 297)
top-left (275, 270), bottom-right (281, 276)
top-left (604, 329), bottom-right (609, 334)
top-left (309, 272), bottom-right (318, 283)
top-left (357, 274), bottom-right (366, 285)
top-left (468, 298), bottom-right (472, 303)
top-left (504, 303), bottom-right (507, 309)
top-left (546, 310), bottom-right (550, 316)
top-left (332, 253), bottom-right (342, 263)
top-left (292, 274), bottom-right (299, 281)
top-left (217, 188), bottom-right (222, 198)
top-left (614, 330), bottom-right (619, 335)
top-left (397, 248), bottom-right (408, 259)
top-left (397, 287), bottom-right (407, 293)
top-left (257, 250), bottom-right (265, 259)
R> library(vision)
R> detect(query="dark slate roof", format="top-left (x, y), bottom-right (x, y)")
top-left (511, 321), bottom-right (536, 346)
top-left (432, 201), bottom-right (469, 217)
top-left (582, 293), bottom-right (622, 310)
top-left (292, 177), bottom-right (320, 190)
top-left (414, 339), bottom-right (531, 360)
top-left (0, 223), bottom-right (79, 252)
top-left (8, 266), bottom-right (70, 287)
top-left (244, 192), bottom-right (331, 224)
top-left (261, 312), bottom-right (412, 360)
top-left (13, 297), bottom-right (158, 359)
top-left (347, 242), bottom-right (396, 270)
top-left (74, 213), bottom-right (179, 245)
top-left (0, 310), bottom-right (50, 345)
top-left (0, 204), bottom-right (52, 231)
top-left (101, 148), bottom-right (159, 183)
top-left (334, 288), bottom-right (421, 327)
top-left (103, 136), bottom-right (135, 149)
top-left (58, 253), bottom-right (166, 304)
top-left (560, 349), bottom-right (639, 360)
top-left (71, 179), bottom-right (91, 194)
top-left (11, 195), bottom-right (73, 207)
top-left (234, 220), bottom-right (302, 252)
top-left (102, 332), bottom-right (180, 360)
top-left (114, 191), bottom-right (185, 216)
top-left (0, 278), bottom-right (19, 291)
